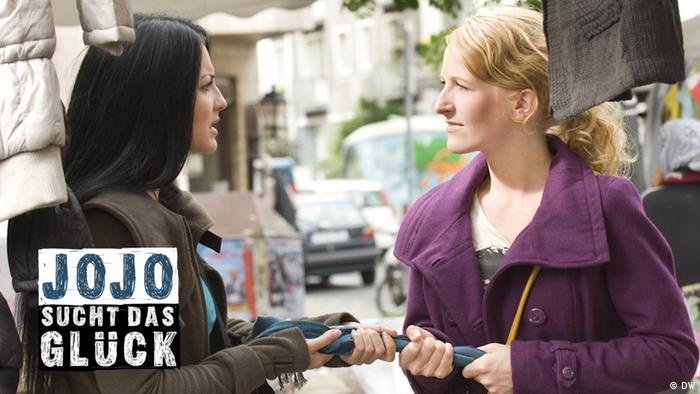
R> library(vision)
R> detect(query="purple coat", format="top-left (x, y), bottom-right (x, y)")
top-left (395, 137), bottom-right (698, 393)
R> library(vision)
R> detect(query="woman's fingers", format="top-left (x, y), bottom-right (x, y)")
top-left (352, 329), bottom-right (367, 364)
top-left (381, 331), bottom-right (397, 361)
top-left (339, 322), bottom-right (400, 364)
top-left (399, 333), bottom-right (454, 378)
top-left (435, 342), bottom-right (454, 378)
top-left (409, 336), bottom-right (436, 375)
top-left (305, 329), bottom-right (341, 369)
top-left (424, 338), bottom-right (446, 375)
top-left (406, 325), bottom-right (433, 341)
top-left (367, 328), bottom-right (386, 362)
top-left (361, 323), bottom-right (398, 337)
top-left (398, 338), bottom-right (421, 369)
top-left (307, 329), bottom-right (341, 352)
top-left (354, 328), bottom-right (389, 364)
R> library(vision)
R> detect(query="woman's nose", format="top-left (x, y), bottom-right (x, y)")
top-left (215, 85), bottom-right (228, 111)
top-left (434, 92), bottom-right (453, 115)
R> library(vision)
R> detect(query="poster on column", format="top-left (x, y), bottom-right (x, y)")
top-left (37, 248), bottom-right (179, 370)
top-left (197, 238), bottom-right (256, 320)
top-left (265, 237), bottom-right (304, 318)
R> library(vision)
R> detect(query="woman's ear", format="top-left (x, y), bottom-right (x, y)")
top-left (511, 89), bottom-right (538, 124)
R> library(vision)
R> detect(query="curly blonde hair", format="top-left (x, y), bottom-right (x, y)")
top-left (446, 6), bottom-right (633, 176)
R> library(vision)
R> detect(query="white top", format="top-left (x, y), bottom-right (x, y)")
top-left (471, 195), bottom-right (511, 287)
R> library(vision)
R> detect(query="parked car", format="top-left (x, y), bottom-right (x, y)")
top-left (296, 179), bottom-right (399, 256)
top-left (294, 194), bottom-right (380, 285)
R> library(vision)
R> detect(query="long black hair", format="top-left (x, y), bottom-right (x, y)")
top-left (63, 14), bottom-right (209, 203)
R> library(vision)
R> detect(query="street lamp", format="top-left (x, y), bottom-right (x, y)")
top-left (259, 85), bottom-right (286, 138)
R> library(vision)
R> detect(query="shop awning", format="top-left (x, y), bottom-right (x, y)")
top-left (192, 192), bottom-right (299, 238)
top-left (51, 0), bottom-right (317, 26)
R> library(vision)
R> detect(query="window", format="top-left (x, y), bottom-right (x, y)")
top-left (302, 34), bottom-right (325, 80)
top-left (356, 20), bottom-right (374, 72)
top-left (332, 26), bottom-right (352, 77)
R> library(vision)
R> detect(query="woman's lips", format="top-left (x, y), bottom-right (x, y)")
top-left (210, 118), bottom-right (220, 136)
top-left (445, 121), bottom-right (463, 133)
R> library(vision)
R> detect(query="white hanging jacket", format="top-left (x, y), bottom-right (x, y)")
top-left (0, 0), bottom-right (134, 221)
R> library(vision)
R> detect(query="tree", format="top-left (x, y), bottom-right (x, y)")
top-left (344, 0), bottom-right (462, 17)
top-left (343, 0), bottom-right (540, 18)
top-left (337, 98), bottom-right (403, 147)
top-left (414, 0), bottom-right (542, 72)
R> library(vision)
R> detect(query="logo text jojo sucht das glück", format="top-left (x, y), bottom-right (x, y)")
top-left (38, 248), bottom-right (180, 370)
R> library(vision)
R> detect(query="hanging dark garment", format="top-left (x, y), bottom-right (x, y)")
top-left (7, 186), bottom-right (94, 303)
top-left (0, 292), bottom-right (21, 394)
top-left (543, 0), bottom-right (685, 120)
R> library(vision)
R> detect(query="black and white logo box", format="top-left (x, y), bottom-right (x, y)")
top-left (38, 248), bottom-right (180, 370)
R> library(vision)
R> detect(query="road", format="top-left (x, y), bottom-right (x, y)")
top-left (296, 267), bottom-right (413, 394)
top-left (304, 271), bottom-right (387, 320)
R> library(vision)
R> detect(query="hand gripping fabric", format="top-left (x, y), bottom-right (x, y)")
top-left (247, 316), bottom-right (485, 368)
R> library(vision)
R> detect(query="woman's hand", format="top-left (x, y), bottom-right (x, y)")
top-left (461, 343), bottom-right (513, 394)
top-left (339, 326), bottom-right (397, 365)
top-left (399, 325), bottom-right (454, 378)
top-left (306, 329), bottom-right (342, 369)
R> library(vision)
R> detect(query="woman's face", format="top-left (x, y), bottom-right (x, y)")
top-left (191, 46), bottom-right (227, 153)
top-left (435, 45), bottom-right (513, 155)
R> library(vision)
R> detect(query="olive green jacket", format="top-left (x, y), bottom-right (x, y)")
top-left (52, 185), bottom-right (356, 394)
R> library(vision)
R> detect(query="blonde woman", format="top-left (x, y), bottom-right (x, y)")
top-left (394, 7), bottom-right (698, 394)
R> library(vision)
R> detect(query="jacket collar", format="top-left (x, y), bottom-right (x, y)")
top-left (397, 136), bottom-right (610, 273)
top-left (158, 184), bottom-right (217, 249)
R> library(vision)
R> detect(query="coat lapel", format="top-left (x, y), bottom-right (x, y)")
top-left (399, 154), bottom-right (490, 338)
top-left (498, 137), bottom-right (610, 270)
top-left (397, 137), bottom-right (612, 339)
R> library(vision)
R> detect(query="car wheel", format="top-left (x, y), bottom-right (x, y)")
top-left (361, 269), bottom-right (376, 285)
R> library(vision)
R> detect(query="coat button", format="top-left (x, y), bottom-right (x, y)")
top-left (562, 366), bottom-right (575, 379)
top-left (447, 314), bottom-right (457, 326)
top-left (527, 308), bottom-right (546, 326)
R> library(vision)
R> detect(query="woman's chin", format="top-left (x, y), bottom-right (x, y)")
top-left (446, 141), bottom-right (474, 155)
top-left (204, 142), bottom-right (217, 154)
top-left (190, 142), bottom-right (217, 154)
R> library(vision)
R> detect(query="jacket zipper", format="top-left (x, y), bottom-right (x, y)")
top-left (181, 216), bottom-right (210, 350)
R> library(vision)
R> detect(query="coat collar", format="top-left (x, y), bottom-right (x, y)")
top-left (396, 136), bottom-right (610, 273)
top-left (159, 184), bottom-right (217, 249)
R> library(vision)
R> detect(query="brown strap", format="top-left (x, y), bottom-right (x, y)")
top-left (506, 266), bottom-right (541, 345)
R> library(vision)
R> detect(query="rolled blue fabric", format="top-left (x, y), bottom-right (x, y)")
top-left (248, 316), bottom-right (484, 368)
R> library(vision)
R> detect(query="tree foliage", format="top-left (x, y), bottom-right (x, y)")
top-left (336, 98), bottom-right (403, 149)
top-left (343, 0), bottom-right (540, 18)
top-left (343, 0), bottom-right (461, 17)
top-left (414, 0), bottom-right (542, 72)
top-left (417, 28), bottom-right (453, 73)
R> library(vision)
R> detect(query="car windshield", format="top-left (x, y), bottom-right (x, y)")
top-left (351, 190), bottom-right (385, 208)
top-left (296, 201), bottom-right (366, 231)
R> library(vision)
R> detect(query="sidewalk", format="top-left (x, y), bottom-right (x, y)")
top-left (298, 357), bottom-right (413, 394)
top-left (279, 317), bottom-right (414, 394)
top-left (275, 358), bottom-right (412, 394)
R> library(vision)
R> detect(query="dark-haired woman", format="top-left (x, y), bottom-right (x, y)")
top-left (53, 14), bottom-right (395, 394)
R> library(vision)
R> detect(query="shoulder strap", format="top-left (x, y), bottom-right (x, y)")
top-left (506, 266), bottom-right (541, 345)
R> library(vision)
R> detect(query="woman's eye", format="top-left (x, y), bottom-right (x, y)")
top-left (456, 82), bottom-right (468, 90)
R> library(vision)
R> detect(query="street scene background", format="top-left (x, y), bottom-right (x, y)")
top-left (2, 0), bottom-right (700, 392)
